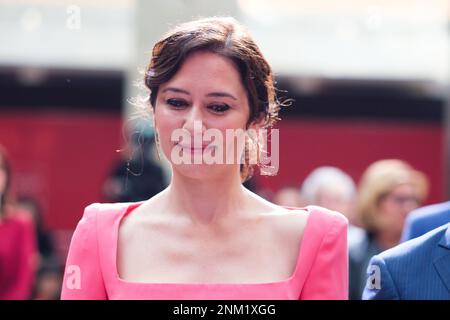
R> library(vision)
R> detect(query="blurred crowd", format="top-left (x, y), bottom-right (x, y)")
top-left (0, 146), bottom-right (61, 299)
top-left (271, 160), bottom-right (432, 299)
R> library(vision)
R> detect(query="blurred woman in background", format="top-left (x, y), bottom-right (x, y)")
top-left (16, 196), bottom-right (61, 300)
top-left (0, 145), bottom-right (37, 299)
top-left (349, 159), bottom-right (428, 299)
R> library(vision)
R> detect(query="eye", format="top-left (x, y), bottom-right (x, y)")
top-left (166, 98), bottom-right (188, 109)
top-left (208, 104), bottom-right (230, 114)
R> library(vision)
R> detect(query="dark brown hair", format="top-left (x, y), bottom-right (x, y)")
top-left (144, 17), bottom-right (283, 181)
top-left (0, 145), bottom-right (12, 218)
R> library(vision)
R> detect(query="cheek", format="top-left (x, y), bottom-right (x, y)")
top-left (154, 108), bottom-right (179, 151)
top-left (154, 106), bottom-right (176, 133)
top-left (378, 200), bottom-right (395, 220)
top-left (378, 200), bottom-right (404, 225)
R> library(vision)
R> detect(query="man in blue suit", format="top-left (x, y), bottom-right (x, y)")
top-left (401, 201), bottom-right (450, 242)
top-left (363, 223), bottom-right (450, 299)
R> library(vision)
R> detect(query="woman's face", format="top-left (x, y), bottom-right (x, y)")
top-left (378, 183), bottom-right (420, 237)
top-left (154, 50), bottom-right (252, 180)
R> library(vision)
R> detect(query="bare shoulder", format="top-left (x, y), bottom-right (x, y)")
top-left (261, 206), bottom-right (310, 246)
top-left (275, 207), bottom-right (309, 230)
top-left (118, 196), bottom-right (170, 243)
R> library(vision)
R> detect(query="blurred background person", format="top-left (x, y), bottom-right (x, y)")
top-left (401, 200), bottom-right (450, 242)
top-left (272, 186), bottom-right (303, 208)
top-left (300, 166), bottom-right (358, 225)
top-left (0, 145), bottom-right (37, 300)
top-left (16, 196), bottom-right (61, 300)
top-left (349, 159), bottom-right (429, 300)
top-left (299, 166), bottom-right (364, 248)
top-left (102, 124), bottom-right (167, 203)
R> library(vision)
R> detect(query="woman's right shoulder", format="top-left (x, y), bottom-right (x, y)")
top-left (69, 202), bottom-right (139, 251)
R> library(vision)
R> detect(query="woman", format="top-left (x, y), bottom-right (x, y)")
top-left (16, 196), bottom-right (62, 300)
top-left (349, 159), bottom-right (428, 300)
top-left (0, 146), bottom-right (37, 299)
top-left (61, 17), bottom-right (348, 300)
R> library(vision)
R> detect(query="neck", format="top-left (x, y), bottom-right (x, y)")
top-left (165, 167), bottom-right (250, 225)
top-left (374, 231), bottom-right (400, 250)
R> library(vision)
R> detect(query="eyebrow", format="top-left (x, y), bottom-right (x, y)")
top-left (161, 87), bottom-right (237, 100)
top-left (162, 87), bottom-right (190, 95)
top-left (206, 92), bottom-right (237, 100)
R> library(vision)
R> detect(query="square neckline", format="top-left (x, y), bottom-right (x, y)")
top-left (113, 202), bottom-right (312, 287)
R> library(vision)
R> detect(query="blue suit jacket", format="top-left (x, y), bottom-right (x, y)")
top-left (363, 223), bottom-right (450, 300)
top-left (401, 201), bottom-right (450, 242)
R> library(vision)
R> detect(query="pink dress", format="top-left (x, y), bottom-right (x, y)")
top-left (61, 202), bottom-right (348, 300)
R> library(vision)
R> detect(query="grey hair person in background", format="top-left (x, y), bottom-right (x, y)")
top-left (300, 166), bottom-right (364, 244)
top-left (300, 166), bottom-right (358, 226)
top-left (300, 166), bottom-right (365, 299)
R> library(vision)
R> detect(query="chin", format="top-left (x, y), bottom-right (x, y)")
top-left (171, 163), bottom-right (220, 180)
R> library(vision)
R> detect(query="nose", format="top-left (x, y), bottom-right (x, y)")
top-left (182, 105), bottom-right (206, 136)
